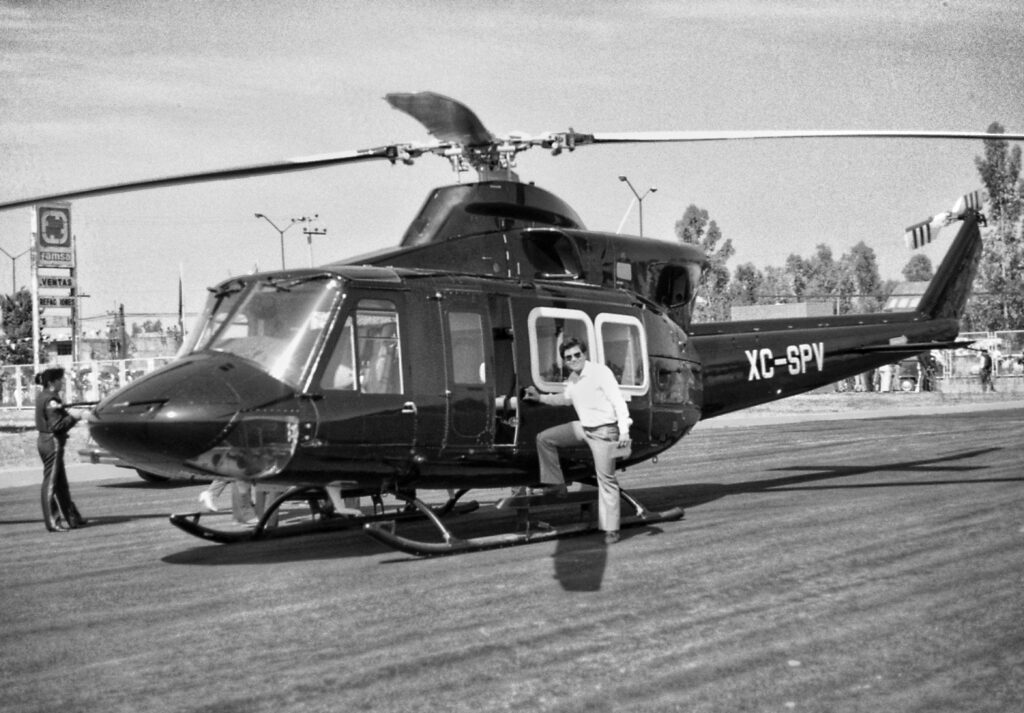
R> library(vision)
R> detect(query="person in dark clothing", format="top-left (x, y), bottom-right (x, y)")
top-left (35, 367), bottom-right (88, 531)
top-left (978, 349), bottom-right (996, 393)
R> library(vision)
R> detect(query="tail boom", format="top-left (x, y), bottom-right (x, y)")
top-left (691, 208), bottom-right (984, 419)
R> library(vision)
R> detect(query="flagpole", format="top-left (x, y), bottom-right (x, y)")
top-left (177, 263), bottom-right (185, 352)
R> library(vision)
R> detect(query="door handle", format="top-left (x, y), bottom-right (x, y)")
top-left (402, 401), bottom-right (418, 415)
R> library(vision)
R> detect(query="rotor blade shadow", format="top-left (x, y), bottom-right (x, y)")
top-left (636, 446), bottom-right (1013, 511)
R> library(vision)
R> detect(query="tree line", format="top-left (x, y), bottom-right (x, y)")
top-left (679, 124), bottom-right (1023, 330)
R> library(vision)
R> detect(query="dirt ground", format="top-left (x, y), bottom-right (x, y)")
top-left (1, 400), bottom-right (1022, 713)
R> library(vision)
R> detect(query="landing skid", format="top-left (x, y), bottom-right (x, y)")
top-left (364, 485), bottom-right (684, 556)
top-left (169, 486), bottom-right (479, 544)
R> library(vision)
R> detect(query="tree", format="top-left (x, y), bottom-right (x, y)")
top-left (901, 253), bottom-right (934, 282)
top-left (729, 263), bottom-right (763, 307)
top-left (805, 243), bottom-right (841, 300)
top-left (840, 241), bottom-right (885, 313)
top-left (676, 204), bottom-right (734, 321)
top-left (0, 289), bottom-right (38, 365)
top-left (784, 254), bottom-right (809, 301)
top-left (964, 123), bottom-right (1024, 330)
top-left (758, 265), bottom-right (792, 304)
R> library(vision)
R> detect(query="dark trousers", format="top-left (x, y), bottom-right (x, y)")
top-left (39, 433), bottom-right (79, 531)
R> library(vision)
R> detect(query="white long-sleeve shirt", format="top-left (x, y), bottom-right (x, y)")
top-left (542, 360), bottom-right (631, 434)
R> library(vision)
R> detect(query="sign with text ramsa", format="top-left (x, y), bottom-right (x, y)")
top-left (35, 204), bottom-right (75, 268)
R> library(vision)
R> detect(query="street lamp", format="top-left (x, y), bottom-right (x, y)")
top-left (253, 213), bottom-right (318, 269)
top-left (618, 176), bottom-right (657, 238)
top-left (0, 247), bottom-right (29, 294)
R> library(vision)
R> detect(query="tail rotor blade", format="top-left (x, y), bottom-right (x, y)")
top-left (903, 189), bottom-right (989, 249)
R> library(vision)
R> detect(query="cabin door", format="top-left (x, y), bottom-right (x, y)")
top-left (313, 293), bottom-right (416, 459)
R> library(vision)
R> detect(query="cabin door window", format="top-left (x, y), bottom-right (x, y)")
top-left (314, 296), bottom-right (414, 452)
top-left (442, 307), bottom-right (492, 445)
top-left (595, 314), bottom-right (649, 395)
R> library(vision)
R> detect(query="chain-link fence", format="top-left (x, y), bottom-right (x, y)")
top-left (0, 357), bottom-right (177, 408)
top-left (945, 330), bottom-right (1024, 377)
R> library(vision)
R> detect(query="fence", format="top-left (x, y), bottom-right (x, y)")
top-left (0, 357), bottom-right (177, 408)
top-left (942, 330), bottom-right (1024, 378)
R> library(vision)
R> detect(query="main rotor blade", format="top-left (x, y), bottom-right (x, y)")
top-left (0, 145), bottom-right (404, 211)
top-left (386, 91), bottom-right (495, 147)
top-left (586, 129), bottom-right (1024, 144)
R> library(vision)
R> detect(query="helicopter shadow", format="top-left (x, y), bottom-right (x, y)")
top-left (100, 480), bottom-right (199, 490)
top-left (161, 528), bottom-right (391, 566)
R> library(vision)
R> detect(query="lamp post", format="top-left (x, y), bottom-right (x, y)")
top-left (254, 213), bottom-right (318, 269)
top-left (617, 176), bottom-right (657, 238)
top-left (0, 247), bottom-right (29, 294)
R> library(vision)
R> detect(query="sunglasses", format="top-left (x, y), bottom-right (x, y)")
top-left (564, 351), bottom-right (584, 361)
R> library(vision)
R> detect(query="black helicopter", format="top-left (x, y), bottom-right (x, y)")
top-left (3, 92), bottom-right (1021, 554)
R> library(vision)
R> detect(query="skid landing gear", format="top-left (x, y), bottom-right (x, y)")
top-left (364, 484), bottom-right (683, 556)
top-left (169, 486), bottom-right (479, 544)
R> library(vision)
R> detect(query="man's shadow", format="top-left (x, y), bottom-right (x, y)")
top-left (550, 524), bottom-right (664, 592)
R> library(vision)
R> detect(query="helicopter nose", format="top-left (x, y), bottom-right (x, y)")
top-left (89, 355), bottom-right (300, 479)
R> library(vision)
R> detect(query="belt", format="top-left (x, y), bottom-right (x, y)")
top-left (583, 422), bottom-right (618, 433)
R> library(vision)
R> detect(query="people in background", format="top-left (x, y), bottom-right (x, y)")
top-left (978, 349), bottom-right (995, 392)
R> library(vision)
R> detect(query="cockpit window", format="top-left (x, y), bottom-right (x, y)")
top-left (195, 276), bottom-right (342, 388)
top-left (320, 299), bottom-right (403, 394)
top-left (655, 264), bottom-right (699, 308)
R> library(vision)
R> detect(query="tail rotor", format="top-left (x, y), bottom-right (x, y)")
top-left (904, 190), bottom-right (987, 249)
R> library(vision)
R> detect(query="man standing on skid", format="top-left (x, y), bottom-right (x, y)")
top-left (523, 337), bottom-right (632, 544)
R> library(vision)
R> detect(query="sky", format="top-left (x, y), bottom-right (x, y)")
top-left (1, 0), bottom-right (1022, 327)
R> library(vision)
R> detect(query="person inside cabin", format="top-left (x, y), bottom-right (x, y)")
top-left (523, 337), bottom-right (632, 544)
top-left (198, 478), bottom-right (258, 524)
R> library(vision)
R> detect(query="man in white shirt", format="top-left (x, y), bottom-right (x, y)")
top-left (523, 337), bottom-right (632, 544)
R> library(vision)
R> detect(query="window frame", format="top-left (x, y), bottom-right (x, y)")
top-left (595, 313), bottom-right (650, 396)
top-left (527, 307), bottom-right (596, 392)
top-left (319, 297), bottom-right (404, 395)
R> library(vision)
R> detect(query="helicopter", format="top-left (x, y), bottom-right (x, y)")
top-left (4, 92), bottom-right (1022, 555)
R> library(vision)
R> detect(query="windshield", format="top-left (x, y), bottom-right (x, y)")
top-left (192, 276), bottom-right (343, 387)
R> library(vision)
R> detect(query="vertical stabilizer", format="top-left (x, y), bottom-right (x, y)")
top-left (913, 209), bottom-right (984, 320)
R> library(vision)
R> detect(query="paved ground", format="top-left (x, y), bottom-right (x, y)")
top-left (1, 402), bottom-right (1022, 713)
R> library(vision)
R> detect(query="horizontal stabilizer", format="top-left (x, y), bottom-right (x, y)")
top-left (848, 339), bottom-right (974, 355)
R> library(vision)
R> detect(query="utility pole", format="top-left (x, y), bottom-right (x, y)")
top-left (254, 213), bottom-right (318, 269)
top-left (302, 225), bottom-right (327, 267)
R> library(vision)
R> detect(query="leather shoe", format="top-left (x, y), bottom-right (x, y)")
top-left (604, 530), bottom-right (620, 544)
